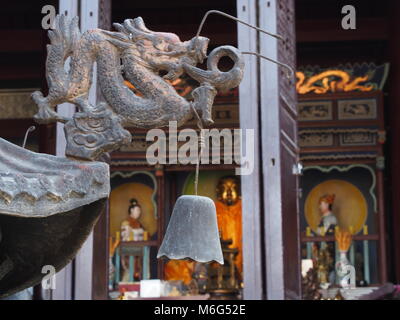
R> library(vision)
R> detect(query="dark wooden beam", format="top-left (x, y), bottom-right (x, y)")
top-left (0, 119), bottom-right (36, 138)
top-left (141, 24), bottom-right (237, 45)
top-left (296, 18), bottom-right (389, 43)
top-left (0, 65), bottom-right (42, 80)
top-left (0, 30), bottom-right (44, 52)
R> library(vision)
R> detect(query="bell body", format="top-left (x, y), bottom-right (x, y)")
top-left (157, 195), bottom-right (223, 264)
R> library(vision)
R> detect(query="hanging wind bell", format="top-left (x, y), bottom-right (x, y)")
top-left (157, 195), bottom-right (224, 264)
top-left (157, 115), bottom-right (224, 264)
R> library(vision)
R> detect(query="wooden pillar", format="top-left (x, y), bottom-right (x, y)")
top-left (33, 6), bottom-right (58, 300)
top-left (51, 0), bottom-right (112, 300)
top-left (90, 0), bottom-right (112, 300)
top-left (259, 0), bottom-right (300, 299)
top-left (237, 0), bottom-right (264, 300)
top-left (51, 0), bottom-right (79, 301)
top-left (237, 0), bottom-right (300, 300)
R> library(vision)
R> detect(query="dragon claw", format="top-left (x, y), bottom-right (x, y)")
top-left (32, 91), bottom-right (68, 124)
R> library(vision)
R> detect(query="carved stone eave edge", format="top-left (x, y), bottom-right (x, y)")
top-left (0, 138), bottom-right (110, 217)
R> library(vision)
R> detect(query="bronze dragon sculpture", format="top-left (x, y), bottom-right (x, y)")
top-left (32, 15), bottom-right (245, 160)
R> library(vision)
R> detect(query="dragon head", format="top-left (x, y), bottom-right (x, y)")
top-left (186, 36), bottom-right (209, 64)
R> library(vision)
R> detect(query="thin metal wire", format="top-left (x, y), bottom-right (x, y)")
top-left (195, 131), bottom-right (206, 196)
top-left (195, 10), bottom-right (294, 79)
top-left (190, 104), bottom-right (205, 196)
top-left (195, 10), bottom-right (284, 41)
top-left (242, 51), bottom-right (295, 79)
top-left (22, 126), bottom-right (36, 149)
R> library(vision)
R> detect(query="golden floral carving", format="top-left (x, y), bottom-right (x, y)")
top-left (296, 70), bottom-right (374, 94)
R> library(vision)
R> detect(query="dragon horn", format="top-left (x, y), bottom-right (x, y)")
top-left (113, 23), bottom-right (126, 34)
top-left (132, 17), bottom-right (151, 33)
top-left (102, 30), bottom-right (132, 48)
top-left (123, 19), bottom-right (151, 41)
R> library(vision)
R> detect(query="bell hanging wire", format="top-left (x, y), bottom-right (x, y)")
top-left (191, 105), bottom-right (205, 196)
top-left (195, 9), bottom-right (284, 41)
top-left (157, 109), bottom-right (224, 264)
top-left (195, 10), bottom-right (295, 79)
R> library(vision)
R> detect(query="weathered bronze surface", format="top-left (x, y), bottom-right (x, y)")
top-left (0, 138), bottom-right (109, 216)
top-left (0, 138), bottom-right (109, 297)
top-left (0, 199), bottom-right (106, 298)
top-left (157, 196), bottom-right (224, 264)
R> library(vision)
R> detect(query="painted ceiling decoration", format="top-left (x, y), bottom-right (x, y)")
top-left (296, 63), bottom-right (389, 94)
top-left (127, 62), bottom-right (389, 98)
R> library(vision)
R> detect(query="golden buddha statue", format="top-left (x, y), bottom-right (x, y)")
top-left (214, 176), bottom-right (242, 276)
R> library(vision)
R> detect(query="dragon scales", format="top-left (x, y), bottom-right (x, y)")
top-left (32, 15), bottom-right (245, 160)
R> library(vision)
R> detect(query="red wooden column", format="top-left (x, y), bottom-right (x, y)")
top-left (388, 0), bottom-right (400, 283)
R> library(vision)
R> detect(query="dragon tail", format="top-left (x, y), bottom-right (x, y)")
top-left (32, 15), bottom-right (81, 124)
top-left (46, 15), bottom-right (81, 89)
